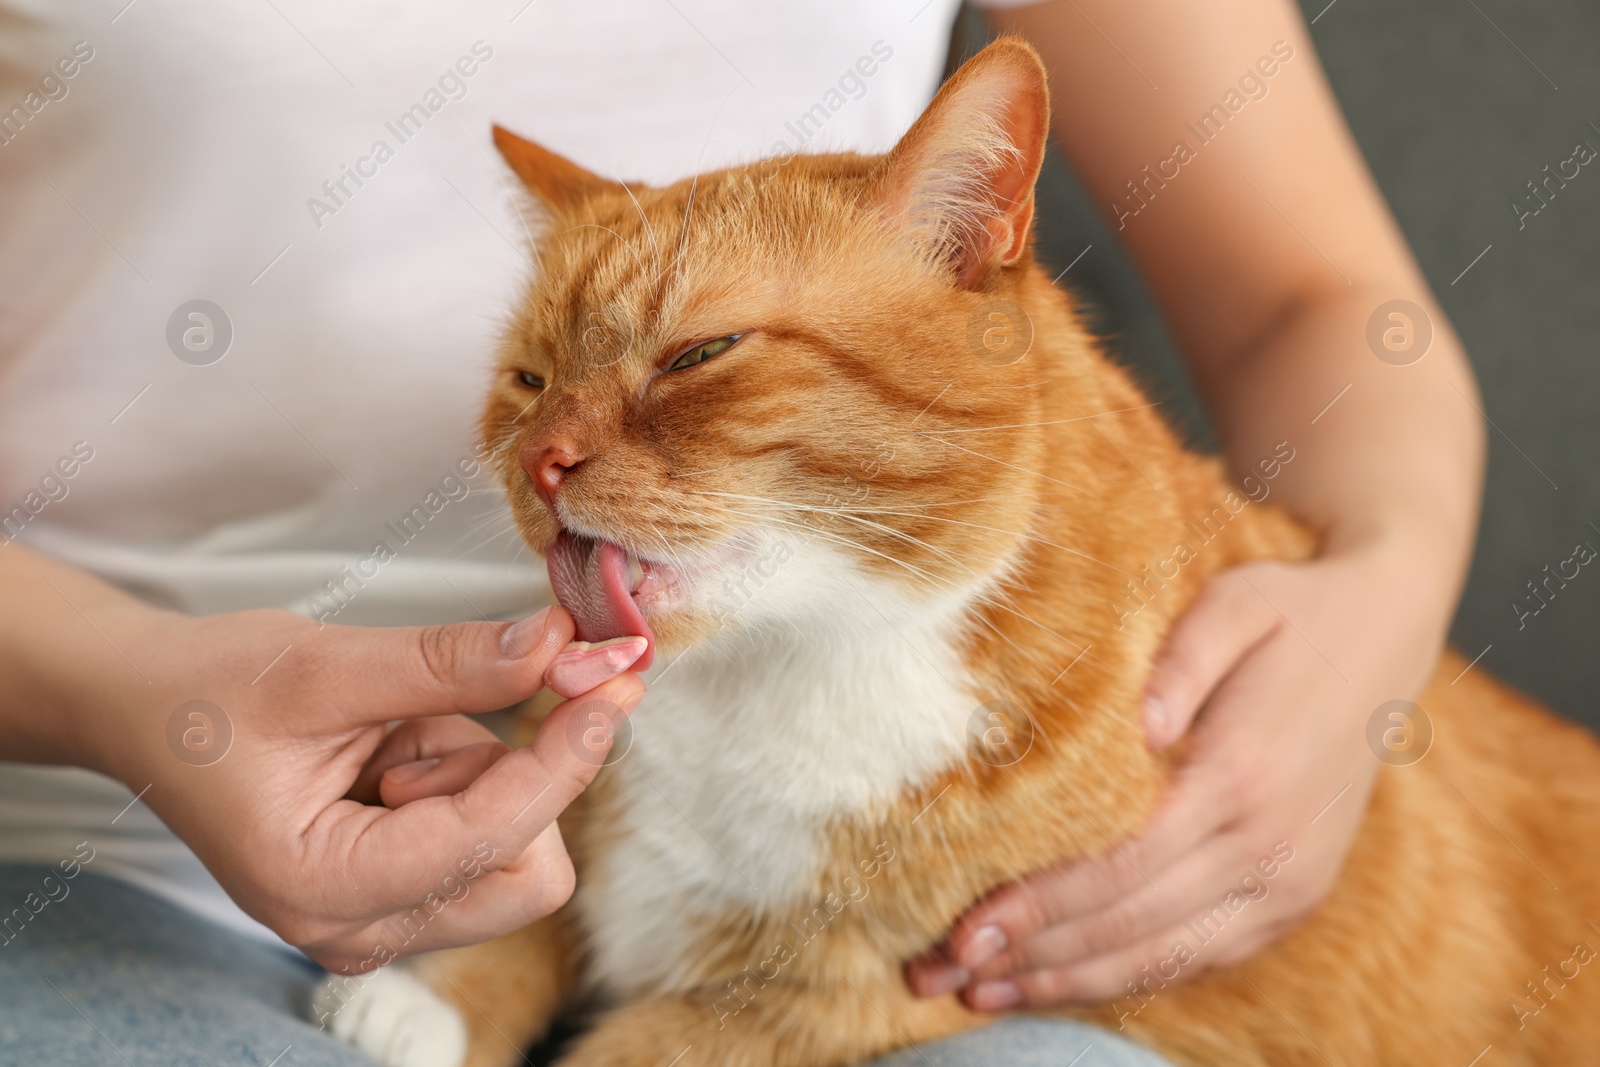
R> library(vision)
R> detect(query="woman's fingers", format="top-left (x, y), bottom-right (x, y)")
top-left (346, 715), bottom-right (502, 804)
top-left (344, 628), bottom-right (647, 808)
top-left (966, 918), bottom-right (1199, 1010)
top-left (295, 606), bottom-right (578, 727)
top-left (396, 822), bottom-right (579, 950)
top-left (967, 902), bottom-right (1310, 1011)
top-left (303, 823), bottom-right (577, 969)
top-left (944, 751), bottom-right (1234, 972)
top-left (545, 635), bottom-right (648, 698)
top-left (927, 616), bottom-right (1379, 1008)
top-left (378, 741), bottom-right (506, 808)
top-left (939, 607), bottom-right (1351, 992)
top-left (314, 671), bottom-right (645, 921)
top-left (1141, 567), bottom-right (1282, 749)
top-left (960, 832), bottom-right (1254, 983)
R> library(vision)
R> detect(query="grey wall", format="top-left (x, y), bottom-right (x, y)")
top-left (951, 2), bottom-right (1600, 730)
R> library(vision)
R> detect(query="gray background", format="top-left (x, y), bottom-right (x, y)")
top-left (951, 1), bottom-right (1599, 730)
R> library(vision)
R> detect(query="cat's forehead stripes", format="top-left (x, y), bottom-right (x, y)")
top-left (531, 186), bottom-right (712, 371)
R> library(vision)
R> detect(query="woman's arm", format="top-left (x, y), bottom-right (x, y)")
top-left (1005, 0), bottom-right (1481, 576)
top-left (909, 0), bottom-right (1484, 1008)
top-left (0, 540), bottom-right (644, 968)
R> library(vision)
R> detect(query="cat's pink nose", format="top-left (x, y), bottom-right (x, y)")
top-left (520, 435), bottom-right (587, 511)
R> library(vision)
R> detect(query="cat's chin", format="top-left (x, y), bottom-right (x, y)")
top-left (636, 609), bottom-right (725, 661)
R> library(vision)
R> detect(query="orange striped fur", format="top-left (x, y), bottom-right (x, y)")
top-left (431, 39), bottom-right (1600, 1067)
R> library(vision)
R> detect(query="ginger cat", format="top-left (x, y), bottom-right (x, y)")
top-left (332, 38), bottom-right (1600, 1067)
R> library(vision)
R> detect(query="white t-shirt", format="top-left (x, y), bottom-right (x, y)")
top-left (0, 0), bottom-right (1045, 945)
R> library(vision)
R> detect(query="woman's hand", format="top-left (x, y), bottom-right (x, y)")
top-left (909, 536), bottom-right (1452, 1009)
top-left (47, 586), bottom-right (643, 972)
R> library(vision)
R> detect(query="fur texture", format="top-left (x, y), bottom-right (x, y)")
top-left (393, 39), bottom-right (1600, 1067)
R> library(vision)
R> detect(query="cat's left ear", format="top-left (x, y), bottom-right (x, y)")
top-left (492, 124), bottom-right (622, 213)
top-left (871, 37), bottom-right (1050, 288)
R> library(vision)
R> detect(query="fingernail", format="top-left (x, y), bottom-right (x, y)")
top-left (501, 608), bottom-right (555, 659)
top-left (970, 978), bottom-right (1021, 1011)
top-left (1142, 695), bottom-right (1168, 741)
top-left (384, 757), bottom-right (441, 785)
top-left (546, 637), bottom-right (648, 697)
top-left (915, 963), bottom-right (970, 997)
top-left (958, 925), bottom-right (1008, 969)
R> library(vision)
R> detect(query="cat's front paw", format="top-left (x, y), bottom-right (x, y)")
top-left (311, 966), bottom-right (468, 1067)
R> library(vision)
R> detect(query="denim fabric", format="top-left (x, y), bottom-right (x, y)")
top-left (867, 1017), bottom-right (1175, 1067)
top-left (0, 864), bottom-right (1176, 1067)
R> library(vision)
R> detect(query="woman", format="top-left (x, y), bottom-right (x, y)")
top-left (0, 1), bottom-right (1480, 1064)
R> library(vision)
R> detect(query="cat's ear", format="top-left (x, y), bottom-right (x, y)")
top-left (493, 125), bottom-right (620, 211)
top-left (872, 38), bottom-right (1050, 288)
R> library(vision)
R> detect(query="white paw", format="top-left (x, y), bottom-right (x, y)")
top-left (311, 966), bottom-right (468, 1067)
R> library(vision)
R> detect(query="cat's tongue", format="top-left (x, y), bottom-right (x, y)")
top-left (547, 532), bottom-right (655, 670)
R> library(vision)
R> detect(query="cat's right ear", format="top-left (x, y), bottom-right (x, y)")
top-left (871, 38), bottom-right (1050, 289)
top-left (492, 125), bottom-right (619, 212)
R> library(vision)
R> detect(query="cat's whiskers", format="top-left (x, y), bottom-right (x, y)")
top-left (710, 506), bottom-right (952, 593)
top-left (964, 606), bottom-right (1059, 684)
top-left (692, 490), bottom-right (960, 565)
top-left (694, 491), bottom-right (1110, 671)
top-left (695, 491), bottom-right (1015, 597)
top-left (671, 171), bottom-right (700, 287)
top-left (919, 401), bottom-right (1163, 436)
top-left (825, 510), bottom-right (987, 580)
top-left (719, 502), bottom-right (1081, 710)
top-left (616, 180), bottom-right (663, 290)
top-left (916, 432), bottom-right (1085, 494)
top-left (561, 223), bottom-right (651, 281)
top-left (694, 489), bottom-right (1131, 580)
top-left (820, 496), bottom-right (1007, 513)
top-left (452, 525), bottom-right (518, 562)
top-left (452, 504), bottom-right (521, 549)
top-left (669, 463), bottom-right (734, 479)
top-left (965, 584), bottom-right (1097, 661)
top-left (842, 504), bottom-right (1135, 579)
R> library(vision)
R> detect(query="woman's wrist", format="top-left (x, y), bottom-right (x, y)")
top-left (1319, 502), bottom-right (1472, 632)
top-left (67, 602), bottom-right (169, 781)
top-left (0, 543), bottom-right (184, 782)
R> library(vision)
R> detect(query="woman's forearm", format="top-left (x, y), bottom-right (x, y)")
top-left (1196, 284), bottom-right (1485, 627)
top-left (993, 0), bottom-right (1486, 625)
top-left (0, 541), bottom-right (149, 770)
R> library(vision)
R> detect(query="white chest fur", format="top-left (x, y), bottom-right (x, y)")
top-left (575, 549), bottom-right (982, 999)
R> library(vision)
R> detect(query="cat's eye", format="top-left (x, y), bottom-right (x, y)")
top-left (517, 371), bottom-right (545, 389)
top-left (668, 335), bottom-right (741, 372)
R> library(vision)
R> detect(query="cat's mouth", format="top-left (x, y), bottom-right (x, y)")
top-left (547, 530), bottom-right (673, 670)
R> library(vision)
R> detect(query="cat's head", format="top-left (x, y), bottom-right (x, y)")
top-left (483, 40), bottom-right (1061, 667)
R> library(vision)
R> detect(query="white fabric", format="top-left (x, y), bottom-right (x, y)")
top-left (0, 0), bottom-right (969, 945)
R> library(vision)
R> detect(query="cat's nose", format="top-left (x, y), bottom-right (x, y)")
top-left (520, 434), bottom-right (588, 510)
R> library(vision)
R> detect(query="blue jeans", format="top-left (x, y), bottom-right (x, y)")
top-left (0, 865), bottom-right (1172, 1067)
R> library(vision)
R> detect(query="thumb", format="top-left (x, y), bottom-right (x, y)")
top-left (311, 605), bottom-right (577, 725)
top-left (339, 670), bottom-right (646, 915)
top-left (1142, 568), bottom-right (1280, 749)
